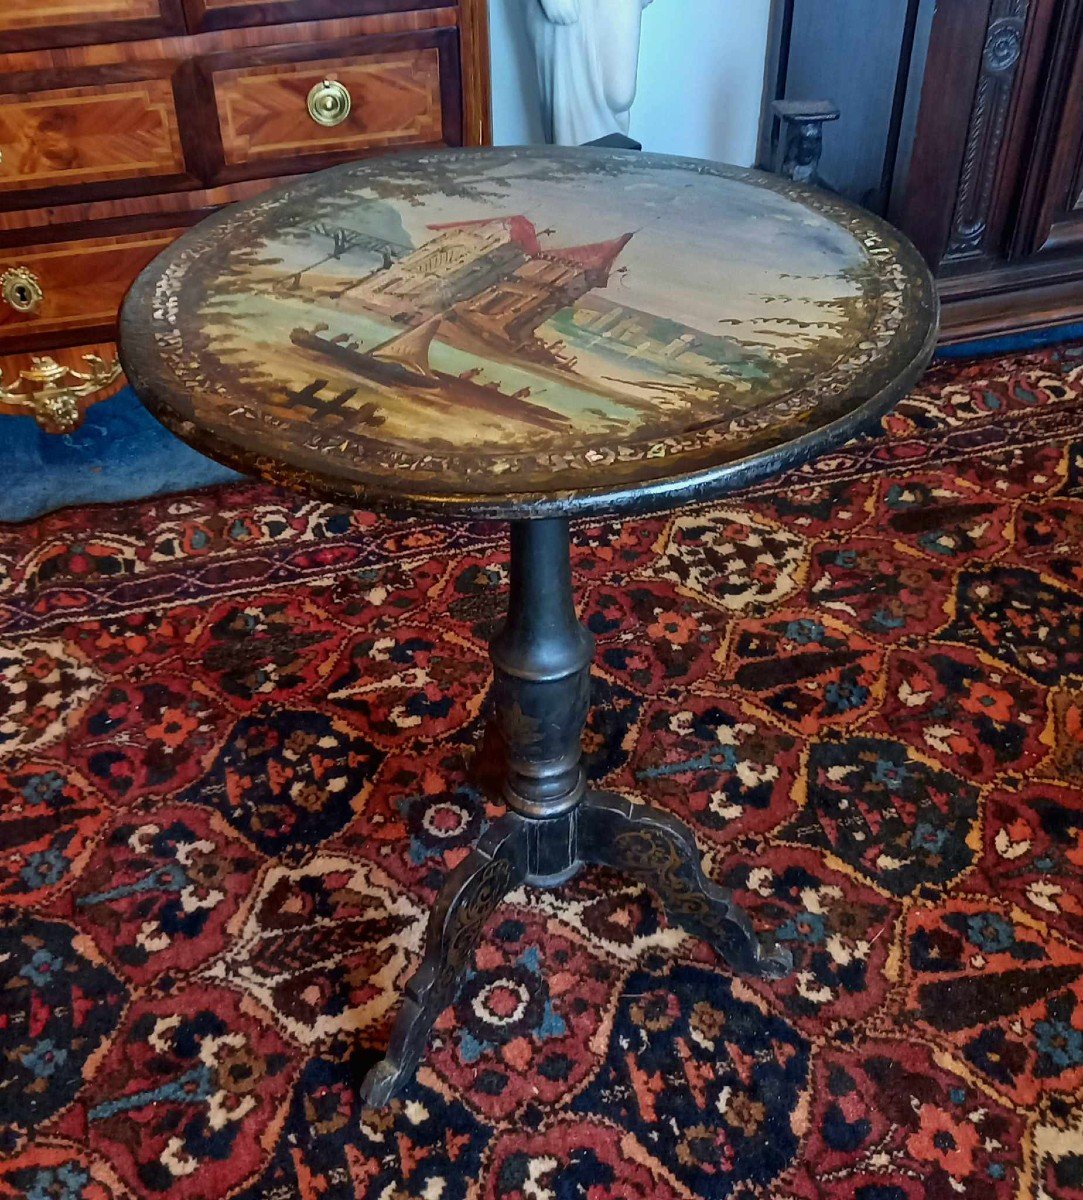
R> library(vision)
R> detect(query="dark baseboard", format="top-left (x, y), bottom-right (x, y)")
top-left (937, 253), bottom-right (1083, 346)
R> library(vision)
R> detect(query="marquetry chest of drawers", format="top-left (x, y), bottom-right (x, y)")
top-left (0, 0), bottom-right (491, 431)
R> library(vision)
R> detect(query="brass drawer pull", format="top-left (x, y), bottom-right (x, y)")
top-left (307, 79), bottom-right (352, 128)
top-left (1, 266), bottom-right (44, 314)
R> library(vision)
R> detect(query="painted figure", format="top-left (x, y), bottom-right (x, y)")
top-left (525, 0), bottom-right (655, 145)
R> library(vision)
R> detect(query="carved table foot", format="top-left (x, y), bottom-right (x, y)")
top-left (579, 791), bottom-right (792, 980)
top-left (359, 814), bottom-right (529, 1108)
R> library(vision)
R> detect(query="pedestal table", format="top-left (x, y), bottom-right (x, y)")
top-left (119, 147), bottom-right (938, 1105)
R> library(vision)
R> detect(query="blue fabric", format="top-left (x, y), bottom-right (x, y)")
top-left (936, 320), bottom-right (1083, 361)
top-left (0, 385), bottom-right (241, 523)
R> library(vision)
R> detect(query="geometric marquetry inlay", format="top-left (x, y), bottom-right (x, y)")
top-left (0, 78), bottom-right (185, 195)
top-left (212, 51), bottom-right (444, 169)
top-left (0, 230), bottom-right (184, 347)
top-left (0, 0), bottom-right (164, 35)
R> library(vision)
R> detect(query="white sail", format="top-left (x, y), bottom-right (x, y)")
top-left (371, 317), bottom-right (441, 379)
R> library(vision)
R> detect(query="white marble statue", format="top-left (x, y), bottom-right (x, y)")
top-left (525, 0), bottom-right (655, 146)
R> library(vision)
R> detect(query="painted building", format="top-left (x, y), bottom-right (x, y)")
top-left (353, 215), bottom-right (634, 353)
top-left (452, 225), bottom-right (634, 351)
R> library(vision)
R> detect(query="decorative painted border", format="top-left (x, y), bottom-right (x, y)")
top-left (120, 147), bottom-right (938, 517)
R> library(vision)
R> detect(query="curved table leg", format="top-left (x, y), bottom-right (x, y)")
top-left (359, 813), bottom-right (529, 1107)
top-left (579, 790), bottom-right (792, 980)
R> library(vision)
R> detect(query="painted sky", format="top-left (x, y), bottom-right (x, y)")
top-left (315, 155), bottom-right (871, 344)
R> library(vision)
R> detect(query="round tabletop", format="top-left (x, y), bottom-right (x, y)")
top-left (120, 147), bottom-right (938, 519)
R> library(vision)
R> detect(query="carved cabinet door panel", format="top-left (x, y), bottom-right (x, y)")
top-left (1011, 0), bottom-right (1083, 257)
top-left (894, 0), bottom-right (1064, 272)
top-left (892, 0), bottom-right (998, 270)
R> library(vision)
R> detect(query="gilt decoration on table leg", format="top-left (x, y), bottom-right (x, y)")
top-left (361, 517), bottom-right (793, 1104)
top-left (359, 815), bottom-right (528, 1107)
top-left (579, 792), bottom-right (793, 980)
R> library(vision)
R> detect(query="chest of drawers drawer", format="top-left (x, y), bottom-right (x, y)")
top-left (0, 67), bottom-right (191, 207)
top-left (0, 228), bottom-right (186, 350)
top-left (0, 4), bottom-right (488, 432)
top-left (0, 1), bottom-right (185, 51)
top-left (182, 0), bottom-right (447, 34)
top-left (188, 29), bottom-right (459, 184)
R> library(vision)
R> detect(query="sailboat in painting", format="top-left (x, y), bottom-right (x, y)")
top-left (290, 316), bottom-right (578, 433)
top-left (281, 215), bottom-right (663, 433)
top-left (290, 317), bottom-right (443, 389)
top-left (371, 317), bottom-right (441, 380)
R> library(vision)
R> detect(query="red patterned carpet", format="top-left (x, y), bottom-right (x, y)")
top-left (2, 342), bottom-right (1083, 1200)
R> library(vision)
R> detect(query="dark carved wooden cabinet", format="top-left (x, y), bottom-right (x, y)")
top-left (895, 0), bottom-right (1083, 340)
top-left (766, 0), bottom-right (1083, 343)
top-left (0, 0), bottom-right (490, 430)
top-left (1018, 19), bottom-right (1083, 263)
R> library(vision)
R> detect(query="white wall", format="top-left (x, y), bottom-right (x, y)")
top-left (488, 0), bottom-right (773, 167)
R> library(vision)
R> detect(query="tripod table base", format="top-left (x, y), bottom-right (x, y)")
top-left (360, 790), bottom-right (792, 1107)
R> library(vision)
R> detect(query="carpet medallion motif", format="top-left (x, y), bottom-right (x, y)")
top-left (1, 343), bottom-right (1082, 1198)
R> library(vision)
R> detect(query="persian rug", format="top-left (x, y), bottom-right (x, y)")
top-left (1, 342), bottom-right (1082, 1200)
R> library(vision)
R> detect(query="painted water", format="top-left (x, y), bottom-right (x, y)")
top-left (186, 152), bottom-right (881, 456)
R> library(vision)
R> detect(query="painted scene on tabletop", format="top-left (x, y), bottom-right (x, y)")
top-left (178, 152), bottom-right (884, 462)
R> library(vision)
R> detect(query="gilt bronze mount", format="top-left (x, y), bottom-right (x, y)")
top-left (0, 353), bottom-right (121, 433)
